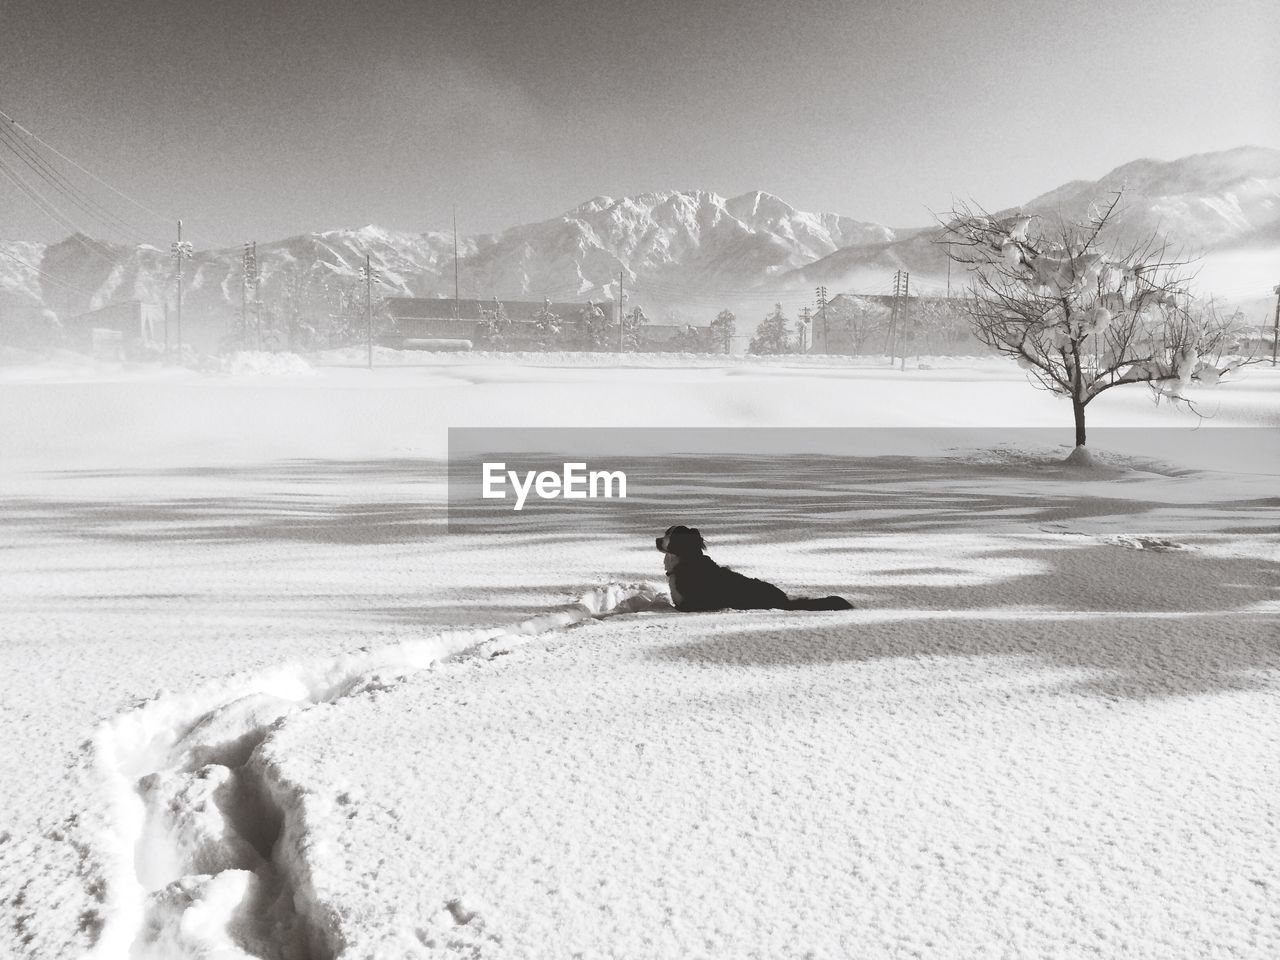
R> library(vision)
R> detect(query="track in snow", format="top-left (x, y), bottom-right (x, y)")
top-left (87, 582), bottom-right (664, 960)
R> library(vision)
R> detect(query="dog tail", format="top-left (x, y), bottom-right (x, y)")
top-left (786, 595), bottom-right (854, 611)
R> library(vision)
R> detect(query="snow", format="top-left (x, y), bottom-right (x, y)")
top-left (216, 351), bottom-right (315, 378)
top-left (0, 352), bottom-right (1277, 959)
top-left (265, 593), bottom-right (1280, 959)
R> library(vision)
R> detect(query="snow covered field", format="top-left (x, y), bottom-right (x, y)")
top-left (1, 352), bottom-right (1277, 959)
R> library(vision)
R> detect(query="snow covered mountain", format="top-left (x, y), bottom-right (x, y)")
top-left (0, 190), bottom-right (893, 343)
top-left (3, 147), bottom-right (1278, 345)
top-left (1022, 146), bottom-right (1280, 249)
top-left (787, 146), bottom-right (1280, 301)
top-left (454, 189), bottom-right (894, 302)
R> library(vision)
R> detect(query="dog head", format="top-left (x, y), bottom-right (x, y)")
top-left (655, 524), bottom-right (705, 557)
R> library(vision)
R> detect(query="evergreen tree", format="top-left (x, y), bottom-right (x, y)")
top-left (532, 298), bottom-right (561, 350)
top-left (579, 300), bottom-right (609, 351)
top-left (710, 309), bottom-right (736, 354)
top-left (478, 297), bottom-right (512, 349)
top-left (623, 306), bottom-right (646, 352)
top-left (748, 304), bottom-right (792, 355)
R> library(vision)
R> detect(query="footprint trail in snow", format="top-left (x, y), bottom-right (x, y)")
top-left (87, 582), bottom-right (663, 960)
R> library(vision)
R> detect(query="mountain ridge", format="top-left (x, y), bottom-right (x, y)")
top-left (784, 145), bottom-right (1280, 298)
top-left (3, 146), bottom-right (1277, 345)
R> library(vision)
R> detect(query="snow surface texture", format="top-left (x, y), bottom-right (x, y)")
top-left (92, 582), bottom-right (660, 960)
top-left (1, 355), bottom-right (1277, 959)
top-left (270, 589), bottom-right (1280, 959)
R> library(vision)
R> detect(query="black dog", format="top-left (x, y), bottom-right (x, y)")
top-left (656, 525), bottom-right (853, 612)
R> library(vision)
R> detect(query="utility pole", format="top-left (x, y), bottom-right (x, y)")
top-left (815, 286), bottom-right (828, 353)
top-left (250, 241), bottom-right (260, 350)
top-left (886, 269), bottom-right (911, 364)
top-left (241, 241), bottom-right (258, 346)
top-left (169, 220), bottom-right (193, 359)
top-left (887, 270), bottom-right (903, 361)
top-left (359, 255), bottom-right (382, 370)
top-left (618, 269), bottom-right (626, 353)
top-left (799, 305), bottom-right (813, 354)
top-left (452, 204), bottom-right (460, 319)
top-left (901, 271), bottom-right (911, 371)
top-left (1271, 284), bottom-right (1279, 366)
top-left (240, 243), bottom-right (248, 343)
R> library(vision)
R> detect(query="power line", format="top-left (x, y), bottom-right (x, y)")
top-left (0, 152), bottom-right (121, 265)
top-left (0, 125), bottom-right (151, 245)
top-left (0, 103), bottom-right (205, 243)
top-left (0, 245), bottom-right (102, 299)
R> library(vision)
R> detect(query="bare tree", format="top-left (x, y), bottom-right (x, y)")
top-left (825, 295), bottom-right (890, 355)
top-left (276, 264), bottom-right (321, 351)
top-left (940, 194), bottom-right (1249, 453)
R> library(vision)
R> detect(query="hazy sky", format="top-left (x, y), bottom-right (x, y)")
top-left (2, 0), bottom-right (1276, 248)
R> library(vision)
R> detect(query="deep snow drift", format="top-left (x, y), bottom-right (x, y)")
top-left (0, 352), bottom-right (1277, 959)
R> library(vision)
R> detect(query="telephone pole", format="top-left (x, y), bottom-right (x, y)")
top-left (250, 241), bottom-right (260, 350)
top-left (799, 305), bottom-right (813, 354)
top-left (169, 219), bottom-right (193, 358)
top-left (815, 286), bottom-right (828, 353)
top-left (1272, 284), bottom-right (1279, 366)
top-left (901, 270), bottom-right (911, 370)
top-left (887, 269), bottom-right (910, 363)
top-left (241, 241), bottom-right (258, 347)
top-left (452, 204), bottom-right (460, 319)
top-left (618, 269), bottom-right (626, 353)
top-left (359, 255), bottom-right (382, 370)
top-left (240, 243), bottom-right (248, 343)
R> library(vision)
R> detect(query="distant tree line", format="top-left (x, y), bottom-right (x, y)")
top-left (222, 265), bottom-right (393, 353)
top-left (747, 298), bottom-right (977, 356)
top-left (466, 298), bottom-right (735, 353)
top-left (7, 261), bottom-right (989, 359)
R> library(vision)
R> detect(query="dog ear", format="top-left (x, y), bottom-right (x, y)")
top-left (687, 527), bottom-right (705, 551)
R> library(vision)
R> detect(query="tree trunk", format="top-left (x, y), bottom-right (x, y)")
top-left (1072, 399), bottom-right (1086, 448)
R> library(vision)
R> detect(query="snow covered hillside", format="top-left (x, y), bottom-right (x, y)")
top-left (788, 146), bottom-right (1280, 307)
top-left (0, 356), bottom-right (1277, 959)
top-left (6, 146), bottom-right (1278, 343)
top-left (0, 190), bottom-right (892, 337)
top-left (454, 189), bottom-right (894, 303)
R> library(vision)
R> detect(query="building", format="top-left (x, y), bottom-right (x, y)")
top-left (63, 300), bottom-right (164, 357)
top-left (384, 297), bottom-right (716, 352)
top-left (637, 323), bottom-right (717, 351)
top-left (384, 297), bottom-right (601, 348)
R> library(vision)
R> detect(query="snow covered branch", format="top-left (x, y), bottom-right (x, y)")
top-left (937, 194), bottom-right (1259, 447)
